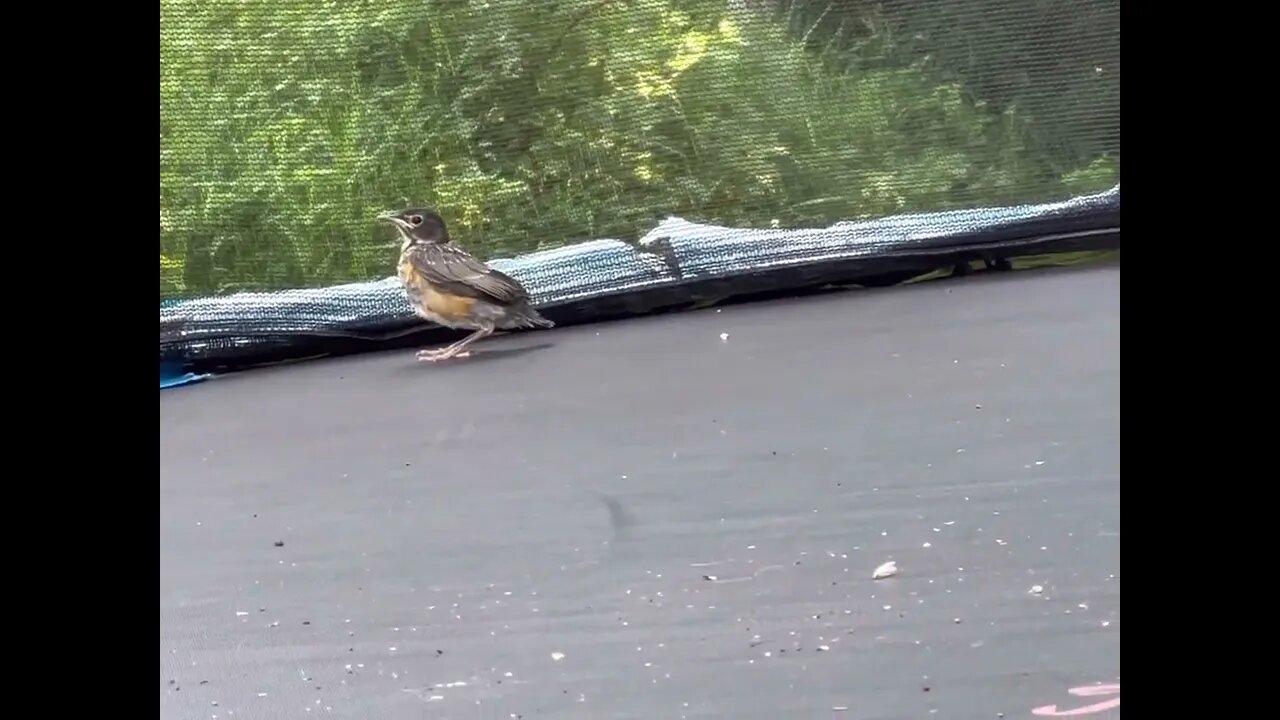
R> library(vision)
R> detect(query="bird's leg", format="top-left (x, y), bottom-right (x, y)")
top-left (430, 327), bottom-right (492, 359)
top-left (417, 326), bottom-right (494, 362)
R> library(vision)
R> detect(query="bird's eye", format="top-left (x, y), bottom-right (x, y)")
top-left (409, 215), bottom-right (423, 225)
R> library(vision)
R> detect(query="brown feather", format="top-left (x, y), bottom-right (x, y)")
top-left (404, 243), bottom-right (528, 306)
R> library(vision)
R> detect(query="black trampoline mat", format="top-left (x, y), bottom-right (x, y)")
top-left (160, 263), bottom-right (1120, 719)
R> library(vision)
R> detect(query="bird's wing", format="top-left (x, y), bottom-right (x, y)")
top-left (406, 243), bottom-right (529, 304)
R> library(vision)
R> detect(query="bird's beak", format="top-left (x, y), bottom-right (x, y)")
top-left (377, 211), bottom-right (413, 231)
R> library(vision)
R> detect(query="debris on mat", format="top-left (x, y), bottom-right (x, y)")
top-left (873, 560), bottom-right (898, 579)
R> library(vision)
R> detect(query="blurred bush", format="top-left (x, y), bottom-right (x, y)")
top-left (160, 0), bottom-right (1118, 297)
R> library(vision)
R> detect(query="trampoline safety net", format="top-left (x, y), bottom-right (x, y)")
top-left (160, 0), bottom-right (1119, 375)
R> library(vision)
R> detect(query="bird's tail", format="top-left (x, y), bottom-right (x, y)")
top-left (525, 306), bottom-right (555, 329)
top-left (516, 303), bottom-right (555, 329)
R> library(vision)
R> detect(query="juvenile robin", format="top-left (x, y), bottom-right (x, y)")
top-left (378, 208), bottom-right (554, 362)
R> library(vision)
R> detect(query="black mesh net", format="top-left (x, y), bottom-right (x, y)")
top-left (160, 0), bottom-right (1119, 378)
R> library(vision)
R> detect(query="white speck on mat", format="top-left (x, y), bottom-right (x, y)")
top-left (873, 561), bottom-right (898, 579)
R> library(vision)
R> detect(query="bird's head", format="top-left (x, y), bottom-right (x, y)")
top-left (377, 208), bottom-right (449, 248)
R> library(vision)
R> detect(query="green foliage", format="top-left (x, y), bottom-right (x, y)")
top-left (1061, 155), bottom-right (1120, 197)
top-left (770, 0), bottom-right (1120, 178)
top-left (159, 0), bottom-right (1118, 298)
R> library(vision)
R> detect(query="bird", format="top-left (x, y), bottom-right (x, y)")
top-left (377, 208), bottom-right (554, 362)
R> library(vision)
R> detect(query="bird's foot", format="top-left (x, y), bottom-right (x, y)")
top-left (416, 347), bottom-right (471, 362)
